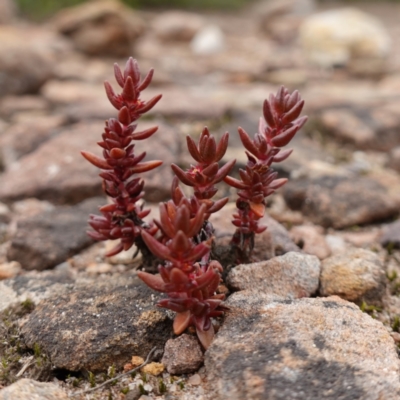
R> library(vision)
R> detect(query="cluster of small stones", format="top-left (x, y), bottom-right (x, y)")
top-left (1, 0), bottom-right (400, 399)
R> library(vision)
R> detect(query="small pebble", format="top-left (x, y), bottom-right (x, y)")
top-left (0, 261), bottom-right (21, 280)
top-left (141, 362), bottom-right (164, 376)
top-left (131, 356), bottom-right (145, 367)
top-left (188, 373), bottom-right (202, 386)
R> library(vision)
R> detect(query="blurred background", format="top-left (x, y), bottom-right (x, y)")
top-left (0, 0), bottom-right (400, 218)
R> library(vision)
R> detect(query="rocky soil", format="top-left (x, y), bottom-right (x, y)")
top-left (1, 0), bottom-right (400, 399)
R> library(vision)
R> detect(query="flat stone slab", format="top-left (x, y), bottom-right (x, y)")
top-left (320, 248), bottom-right (386, 306)
top-left (21, 276), bottom-right (172, 372)
top-left (0, 120), bottom-right (176, 205)
top-left (0, 264), bottom-right (75, 313)
top-left (226, 252), bottom-right (320, 299)
top-left (283, 175), bottom-right (398, 229)
top-left (7, 197), bottom-right (102, 271)
top-left (0, 378), bottom-right (68, 400)
top-left (205, 295), bottom-right (400, 400)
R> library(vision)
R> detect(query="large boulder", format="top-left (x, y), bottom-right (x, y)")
top-left (205, 295), bottom-right (400, 399)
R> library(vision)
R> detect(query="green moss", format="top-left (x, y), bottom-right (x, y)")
top-left (0, 301), bottom-right (38, 385)
top-left (15, 0), bottom-right (253, 20)
top-left (121, 387), bottom-right (130, 394)
top-left (88, 371), bottom-right (96, 388)
top-left (392, 316), bottom-right (400, 332)
top-left (139, 383), bottom-right (148, 395)
top-left (159, 378), bottom-right (167, 393)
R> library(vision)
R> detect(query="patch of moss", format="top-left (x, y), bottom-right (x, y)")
top-left (0, 300), bottom-right (54, 385)
top-left (16, 0), bottom-right (253, 20)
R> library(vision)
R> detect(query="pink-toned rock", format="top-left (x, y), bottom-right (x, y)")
top-left (0, 0), bottom-right (17, 24)
top-left (7, 197), bottom-right (102, 271)
top-left (0, 27), bottom-right (61, 96)
top-left (0, 261), bottom-right (20, 280)
top-left (226, 252), bottom-right (320, 299)
top-left (283, 175), bottom-right (398, 229)
top-left (211, 202), bottom-right (300, 265)
top-left (162, 334), bottom-right (204, 375)
top-left (0, 120), bottom-right (176, 204)
top-left (152, 11), bottom-right (205, 42)
top-left (0, 114), bottom-right (67, 168)
top-left (289, 224), bottom-right (331, 259)
top-left (40, 80), bottom-right (105, 104)
top-left (205, 295), bottom-right (400, 400)
top-left (50, 0), bottom-right (145, 56)
top-left (0, 95), bottom-right (49, 117)
top-left (0, 379), bottom-right (68, 400)
top-left (0, 121), bottom-right (104, 204)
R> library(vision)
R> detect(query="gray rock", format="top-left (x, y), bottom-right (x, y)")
top-left (226, 252), bottom-right (320, 299)
top-left (162, 334), bottom-right (204, 375)
top-left (20, 276), bottom-right (172, 371)
top-left (0, 263), bottom-right (75, 312)
top-left (320, 248), bottom-right (386, 306)
top-left (205, 295), bottom-right (400, 400)
top-left (380, 219), bottom-right (400, 249)
top-left (7, 197), bottom-right (102, 271)
top-left (283, 175), bottom-right (398, 229)
top-left (0, 378), bottom-right (68, 400)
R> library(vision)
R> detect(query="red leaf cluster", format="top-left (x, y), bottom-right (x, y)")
top-left (81, 58), bottom-right (162, 256)
top-left (225, 86), bottom-right (307, 256)
top-left (171, 127), bottom-right (235, 230)
top-left (138, 199), bottom-right (226, 349)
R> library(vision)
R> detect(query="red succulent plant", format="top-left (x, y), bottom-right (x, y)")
top-left (138, 198), bottom-right (226, 349)
top-left (82, 57), bottom-right (307, 350)
top-left (224, 86), bottom-right (307, 261)
top-left (81, 58), bottom-right (162, 257)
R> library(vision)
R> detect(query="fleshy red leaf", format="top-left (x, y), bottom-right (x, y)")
top-left (215, 132), bottom-right (229, 162)
top-left (173, 311), bottom-right (191, 335)
top-left (131, 126), bottom-right (158, 140)
top-left (238, 127), bottom-right (259, 157)
top-left (136, 94), bottom-right (162, 114)
top-left (186, 136), bottom-right (202, 162)
top-left (271, 125), bottom-right (298, 147)
top-left (137, 271), bottom-right (167, 292)
top-left (141, 230), bottom-right (171, 260)
top-left (114, 63), bottom-right (125, 87)
top-left (281, 100), bottom-right (304, 125)
top-left (81, 151), bottom-right (112, 170)
top-left (224, 175), bottom-right (247, 190)
top-left (196, 324), bottom-right (214, 349)
top-left (131, 160), bottom-right (162, 174)
top-left (171, 164), bottom-right (195, 186)
top-left (213, 159), bottom-right (236, 183)
top-left (272, 148), bottom-right (293, 163)
top-left (263, 99), bottom-right (276, 128)
top-left (137, 68), bottom-right (154, 91)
